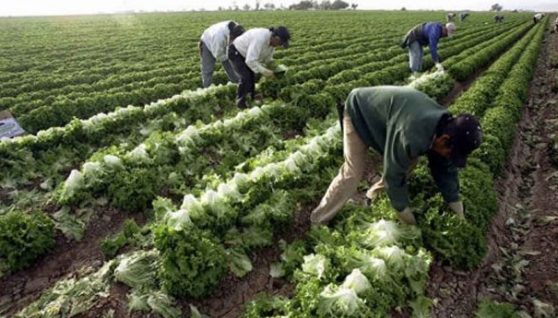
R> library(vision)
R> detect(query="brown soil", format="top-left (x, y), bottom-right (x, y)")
top-left (428, 22), bottom-right (558, 317)
top-left (0, 208), bottom-right (148, 316)
top-left (440, 66), bottom-right (487, 107)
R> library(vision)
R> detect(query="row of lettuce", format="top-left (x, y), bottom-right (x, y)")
top-left (241, 15), bottom-right (546, 318)
top-left (0, 13), bottom-right (431, 133)
top-left (0, 20), bottom-right (522, 179)
top-left (0, 16), bottom-right (531, 281)
top-left (0, 17), bottom-right (516, 226)
top-left (8, 18), bottom-right (546, 317)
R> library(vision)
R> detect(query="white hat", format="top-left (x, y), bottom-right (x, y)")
top-left (445, 22), bottom-right (456, 37)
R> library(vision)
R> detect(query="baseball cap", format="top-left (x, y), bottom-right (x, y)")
top-left (446, 22), bottom-right (456, 37)
top-left (272, 26), bottom-right (291, 48)
top-left (447, 114), bottom-right (482, 168)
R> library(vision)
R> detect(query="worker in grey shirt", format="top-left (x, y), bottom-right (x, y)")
top-left (311, 86), bottom-right (483, 225)
top-left (533, 13), bottom-right (544, 24)
top-left (229, 26), bottom-right (290, 108)
top-left (200, 21), bottom-right (245, 88)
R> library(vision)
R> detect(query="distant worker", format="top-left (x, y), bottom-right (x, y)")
top-left (533, 13), bottom-right (544, 24)
top-left (554, 16), bottom-right (558, 32)
top-left (459, 12), bottom-right (469, 22)
top-left (310, 86), bottom-right (483, 225)
top-left (494, 15), bottom-right (505, 23)
top-left (446, 13), bottom-right (456, 22)
top-left (401, 22), bottom-right (456, 75)
top-left (229, 26), bottom-right (290, 108)
top-left (199, 21), bottom-right (245, 88)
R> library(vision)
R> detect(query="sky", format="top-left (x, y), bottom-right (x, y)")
top-left (0, 0), bottom-right (556, 17)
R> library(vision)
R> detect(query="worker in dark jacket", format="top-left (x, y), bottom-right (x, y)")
top-left (494, 15), bottom-right (505, 23)
top-left (310, 86), bottom-right (483, 225)
top-left (401, 22), bottom-right (456, 75)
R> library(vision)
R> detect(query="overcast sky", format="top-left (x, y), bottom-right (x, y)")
top-left (1, 0), bottom-right (556, 17)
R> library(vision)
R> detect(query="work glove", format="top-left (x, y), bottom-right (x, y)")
top-left (397, 207), bottom-right (417, 225)
top-left (448, 201), bottom-right (464, 219)
top-left (261, 68), bottom-right (275, 78)
top-left (435, 63), bottom-right (444, 72)
top-left (366, 177), bottom-right (385, 202)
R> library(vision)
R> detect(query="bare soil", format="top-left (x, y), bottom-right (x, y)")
top-left (0, 207), bottom-right (148, 316)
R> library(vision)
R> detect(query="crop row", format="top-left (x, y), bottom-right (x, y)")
top-left (13, 35), bottom-right (408, 132)
top-left (240, 18), bottom-right (547, 318)
top-left (1, 32), bottom-right (403, 120)
top-left (9, 25), bottom-right (543, 312)
top-left (0, 18), bottom-right (510, 181)
top-left (0, 13), bottom-right (414, 94)
top-left (2, 14), bottom-right (540, 316)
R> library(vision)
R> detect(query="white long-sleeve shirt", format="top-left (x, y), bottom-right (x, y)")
top-left (232, 28), bottom-right (274, 74)
top-left (200, 21), bottom-right (232, 62)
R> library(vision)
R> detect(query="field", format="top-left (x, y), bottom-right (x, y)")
top-left (1, 10), bottom-right (558, 318)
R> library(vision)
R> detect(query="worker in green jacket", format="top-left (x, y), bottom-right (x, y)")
top-left (310, 86), bottom-right (483, 225)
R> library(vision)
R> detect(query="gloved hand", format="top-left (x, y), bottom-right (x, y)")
top-left (435, 63), bottom-right (444, 72)
top-left (448, 201), bottom-right (464, 219)
top-left (397, 207), bottom-right (417, 225)
top-left (366, 177), bottom-right (385, 201)
top-left (261, 68), bottom-right (275, 78)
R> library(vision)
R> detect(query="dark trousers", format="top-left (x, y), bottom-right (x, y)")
top-left (228, 44), bottom-right (255, 108)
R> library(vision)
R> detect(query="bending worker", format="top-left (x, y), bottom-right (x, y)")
top-left (310, 86), bottom-right (483, 225)
top-left (229, 26), bottom-right (290, 108)
top-left (401, 22), bottom-right (456, 75)
top-left (199, 21), bottom-right (245, 88)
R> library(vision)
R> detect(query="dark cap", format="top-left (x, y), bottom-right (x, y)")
top-left (272, 26), bottom-right (291, 48)
top-left (447, 114), bottom-right (483, 168)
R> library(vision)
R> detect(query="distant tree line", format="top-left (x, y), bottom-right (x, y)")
top-left (216, 0), bottom-right (358, 11)
top-left (217, 2), bottom-right (279, 11)
top-left (288, 0), bottom-right (357, 10)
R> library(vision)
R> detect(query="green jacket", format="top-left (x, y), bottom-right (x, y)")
top-left (346, 86), bottom-right (459, 211)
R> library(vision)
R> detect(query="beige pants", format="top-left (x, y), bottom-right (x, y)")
top-left (310, 111), bottom-right (373, 224)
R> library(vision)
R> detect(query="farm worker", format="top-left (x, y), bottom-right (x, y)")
top-left (554, 16), bottom-right (558, 32)
top-left (401, 22), bottom-right (456, 75)
top-left (310, 86), bottom-right (483, 225)
top-left (459, 12), bottom-right (469, 22)
top-left (446, 13), bottom-right (456, 22)
top-left (229, 26), bottom-right (291, 108)
top-left (494, 15), bottom-right (505, 23)
top-left (199, 21), bottom-right (245, 88)
top-left (533, 13), bottom-right (544, 24)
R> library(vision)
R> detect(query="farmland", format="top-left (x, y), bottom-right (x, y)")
top-left (1, 10), bottom-right (558, 318)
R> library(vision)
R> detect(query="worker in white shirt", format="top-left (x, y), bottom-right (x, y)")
top-left (555, 16), bottom-right (558, 32)
top-left (533, 13), bottom-right (544, 24)
top-left (228, 26), bottom-right (291, 108)
top-left (200, 21), bottom-right (245, 88)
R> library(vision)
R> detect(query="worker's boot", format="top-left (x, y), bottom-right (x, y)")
top-left (397, 209), bottom-right (417, 225)
top-left (409, 72), bottom-right (421, 81)
top-left (236, 97), bottom-right (248, 109)
top-left (448, 201), bottom-right (465, 220)
top-left (366, 177), bottom-right (385, 205)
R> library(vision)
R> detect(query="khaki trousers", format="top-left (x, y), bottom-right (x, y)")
top-left (310, 111), bottom-right (372, 224)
